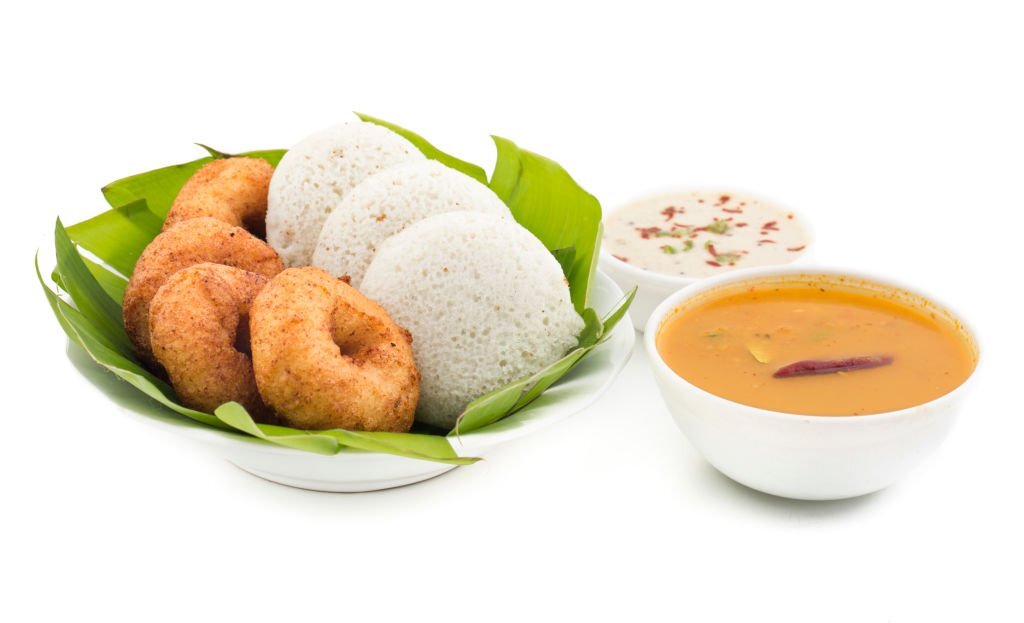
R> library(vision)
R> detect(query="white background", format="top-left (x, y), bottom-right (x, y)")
top-left (3, 1), bottom-right (1021, 621)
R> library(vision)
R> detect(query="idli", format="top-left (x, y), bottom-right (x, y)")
top-left (312, 160), bottom-right (511, 286)
top-left (266, 121), bottom-right (424, 267)
top-left (361, 211), bottom-right (584, 429)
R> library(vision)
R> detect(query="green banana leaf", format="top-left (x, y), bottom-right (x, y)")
top-left (489, 137), bottom-right (602, 313)
top-left (101, 148), bottom-right (286, 217)
top-left (356, 113), bottom-right (488, 184)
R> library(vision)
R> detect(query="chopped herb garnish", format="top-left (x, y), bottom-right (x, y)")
top-left (682, 239), bottom-right (694, 252)
top-left (706, 219), bottom-right (730, 234)
top-left (660, 244), bottom-right (677, 254)
top-left (715, 252), bottom-right (741, 263)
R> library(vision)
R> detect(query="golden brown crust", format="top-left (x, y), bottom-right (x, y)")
top-left (123, 217), bottom-right (284, 366)
top-left (249, 267), bottom-right (419, 432)
top-left (149, 264), bottom-right (272, 421)
top-left (163, 157), bottom-right (274, 237)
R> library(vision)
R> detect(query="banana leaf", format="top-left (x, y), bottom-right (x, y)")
top-left (489, 137), bottom-right (601, 312)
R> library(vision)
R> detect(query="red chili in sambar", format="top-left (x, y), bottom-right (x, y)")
top-left (656, 281), bottom-right (976, 415)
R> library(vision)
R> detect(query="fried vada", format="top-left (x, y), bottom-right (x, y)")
top-left (149, 263), bottom-right (271, 420)
top-left (123, 217), bottom-right (284, 366)
top-left (163, 157), bottom-right (274, 237)
top-left (249, 267), bottom-right (419, 432)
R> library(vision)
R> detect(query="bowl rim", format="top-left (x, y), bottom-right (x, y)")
top-left (599, 186), bottom-right (816, 288)
top-left (643, 264), bottom-right (981, 423)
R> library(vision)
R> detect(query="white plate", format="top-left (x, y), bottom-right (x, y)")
top-left (65, 271), bottom-right (634, 492)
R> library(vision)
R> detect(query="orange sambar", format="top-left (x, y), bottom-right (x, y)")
top-left (656, 280), bottom-right (976, 416)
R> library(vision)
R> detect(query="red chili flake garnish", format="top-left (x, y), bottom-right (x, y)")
top-left (773, 355), bottom-right (894, 378)
top-left (719, 194), bottom-right (731, 204)
top-left (698, 198), bottom-right (705, 203)
top-left (762, 221), bottom-right (779, 231)
top-left (660, 206), bottom-right (681, 221)
top-left (673, 222), bottom-right (693, 229)
top-left (706, 261), bottom-right (722, 267)
top-left (722, 207), bottom-right (743, 214)
top-left (787, 213), bottom-right (794, 220)
top-left (758, 239), bottom-right (776, 244)
top-left (636, 226), bottom-right (662, 239)
top-left (612, 254), bottom-right (629, 263)
top-left (689, 233), bottom-right (699, 239)
top-left (706, 243), bottom-right (719, 257)
top-left (735, 222), bottom-right (749, 227)
top-left (786, 245), bottom-right (806, 252)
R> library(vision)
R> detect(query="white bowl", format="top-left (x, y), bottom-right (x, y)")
top-left (68, 271), bottom-right (634, 492)
top-left (599, 189), bottom-right (815, 332)
top-left (643, 265), bottom-right (979, 501)
top-left (599, 248), bottom-right (698, 333)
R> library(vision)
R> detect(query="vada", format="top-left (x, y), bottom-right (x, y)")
top-left (249, 267), bottom-right (419, 432)
top-left (149, 263), bottom-right (271, 420)
top-left (123, 217), bottom-right (284, 366)
top-left (163, 157), bottom-right (274, 238)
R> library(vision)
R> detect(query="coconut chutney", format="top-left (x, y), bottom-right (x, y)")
top-left (604, 191), bottom-right (810, 278)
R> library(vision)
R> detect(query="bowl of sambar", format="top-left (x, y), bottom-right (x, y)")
top-left (644, 266), bottom-right (979, 500)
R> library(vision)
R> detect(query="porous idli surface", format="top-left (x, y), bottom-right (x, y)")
top-left (361, 211), bottom-right (584, 429)
top-left (266, 122), bottom-right (425, 267)
top-left (312, 160), bottom-right (511, 286)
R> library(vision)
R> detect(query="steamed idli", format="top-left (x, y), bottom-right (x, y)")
top-left (361, 211), bottom-right (584, 429)
top-left (312, 160), bottom-right (511, 286)
top-left (266, 121), bottom-right (424, 267)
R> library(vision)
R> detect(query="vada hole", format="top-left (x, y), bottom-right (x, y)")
top-left (334, 339), bottom-right (363, 358)
top-left (234, 314), bottom-right (253, 356)
top-left (331, 325), bottom-right (371, 359)
top-left (242, 215), bottom-right (267, 240)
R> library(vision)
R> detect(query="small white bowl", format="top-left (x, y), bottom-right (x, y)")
top-left (599, 189), bottom-right (814, 332)
top-left (599, 248), bottom-right (699, 333)
top-left (67, 271), bottom-right (634, 492)
top-left (643, 266), bottom-right (979, 501)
